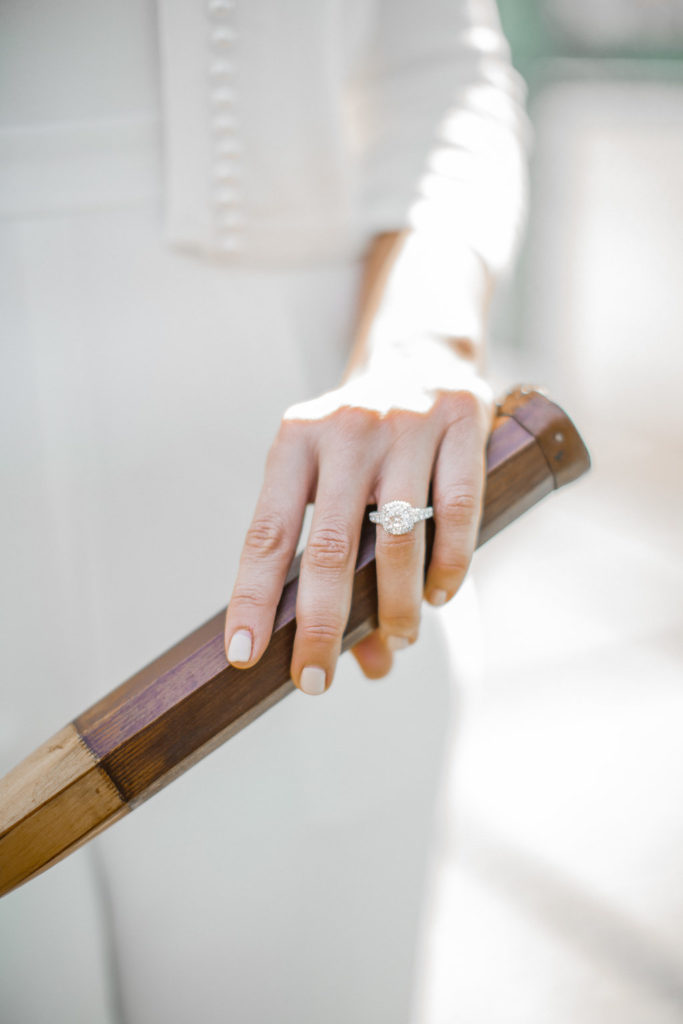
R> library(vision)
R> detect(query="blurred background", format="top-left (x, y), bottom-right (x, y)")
top-left (416, 2), bottom-right (683, 1020)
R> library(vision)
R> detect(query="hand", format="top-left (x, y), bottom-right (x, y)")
top-left (223, 335), bottom-right (493, 694)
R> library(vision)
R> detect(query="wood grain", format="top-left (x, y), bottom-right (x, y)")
top-left (0, 388), bottom-right (590, 897)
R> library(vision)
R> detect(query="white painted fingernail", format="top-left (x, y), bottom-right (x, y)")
top-left (429, 589), bottom-right (448, 606)
top-left (387, 636), bottom-right (410, 651)
top-left (299, 665), bottom-right (327, 695)
top-left (227, 629), bottom-right (252, 664)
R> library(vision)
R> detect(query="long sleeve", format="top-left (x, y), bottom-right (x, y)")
top-left (352, 0), bottom-right (531, 345)
top-left (356, 0), bottom-right (530, 273)
top-left (156, 0), bottom-right (529, 282)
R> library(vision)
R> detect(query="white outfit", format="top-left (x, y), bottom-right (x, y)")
top-left (0, 2), bottom-right (528, 1022)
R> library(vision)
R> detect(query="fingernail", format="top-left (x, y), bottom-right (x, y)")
top-left (428, 589), bottom-right (448, 606)
top-left (227, 629), bottom-right (252, 664)
top-left (299, 665), bottom-right (327, 696)
top-left (387, 636), bottom-right (410, 651)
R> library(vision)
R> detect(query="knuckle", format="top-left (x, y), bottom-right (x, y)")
top-left (335, 404), bottom-right (378, 435)
top-left (453, 388), bottom-right (481, 416)
top-left (385, 408), bottom-right (426, 444)
top-left (276, 415), bottom-right (305, 441)
top-left (271, 417), bottom-right (311, 458)
top-left (434, 550), bottom-right (470, 581)
top-left (438, 489), bottom-right (480, 530)
top-left (298, 618), bottom-right (343, 645)
top-left (381, 613), bottom-right (418, 636)
top-left (319, 407), bottom-right (379, 463)
top-left (229, 585), bottom-right (270, 612)
top-left (244, 512), bottom-right (289, 558)
top-left (305, 524), bottom-right (354, 572)
top-left (437, 388), bottom-right (485, 430)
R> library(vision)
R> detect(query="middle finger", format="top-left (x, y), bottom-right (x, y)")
top-left (291, 452), bottom-right (375, 695)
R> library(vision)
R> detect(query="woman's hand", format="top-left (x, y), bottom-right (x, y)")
top-left (223, 334), bottom-right (493, 694)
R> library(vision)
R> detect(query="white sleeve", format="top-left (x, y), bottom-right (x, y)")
top-left (353, 0), bottom-right (531, 345)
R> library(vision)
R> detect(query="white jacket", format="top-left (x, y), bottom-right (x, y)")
top-left (159, 0), bottom-right (530, 271)
top-left (1, 0), bottom-right (529, 332)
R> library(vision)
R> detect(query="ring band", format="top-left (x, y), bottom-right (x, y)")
top-left (369, 500), bottom-right (434, 535)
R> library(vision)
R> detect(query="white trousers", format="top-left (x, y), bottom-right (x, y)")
top-left (0, 193), bottom-right (458, 1024)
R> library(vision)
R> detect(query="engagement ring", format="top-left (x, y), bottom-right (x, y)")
top-left (369, 500), bottom-right (433, 536)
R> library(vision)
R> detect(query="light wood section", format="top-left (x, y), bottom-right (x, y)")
top-left (0, 724), bottom-right (127, 896)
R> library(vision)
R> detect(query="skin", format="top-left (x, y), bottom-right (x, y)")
top-left (223, 230), bottom-right (494, 692)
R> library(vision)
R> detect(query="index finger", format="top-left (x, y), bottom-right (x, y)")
top-left (224, 428), bottom-right (315, 667)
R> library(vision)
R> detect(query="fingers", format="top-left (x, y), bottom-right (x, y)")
top-left (224, 427), bottom-right (314, 667)
top-left (424, 393), bottom-right (489, 605)
top-left (349, 629), bottom-right (394, 679)
top-left (224, 390), bottom-right (491, 695)
top-left (290, 449), bottom-right (375, 695)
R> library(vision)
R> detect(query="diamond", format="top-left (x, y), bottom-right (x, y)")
top-left (381, 501), bottom-right (414, 535)
top-left (369, 501), bottom-right (432, 535)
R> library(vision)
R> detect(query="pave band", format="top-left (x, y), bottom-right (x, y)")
top-left (369, 500), bottom-right (434, 536)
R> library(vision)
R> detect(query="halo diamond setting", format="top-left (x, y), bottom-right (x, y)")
top-left (369, 500), bottom-right (433, 535)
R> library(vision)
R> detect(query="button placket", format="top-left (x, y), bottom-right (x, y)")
top-left (209, 58), bottom-right (237, 80)
top-left (211, 26), bottom-right (238, 47)
top-left (210, 85), bottom-right (237, 107)
top-left (206, 0), bottom-right (244, 255)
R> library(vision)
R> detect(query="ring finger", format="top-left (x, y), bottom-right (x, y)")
top-left (374, 431), bottom-right (437, 651)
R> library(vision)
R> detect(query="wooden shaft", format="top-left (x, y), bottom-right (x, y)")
top-left (0, 388), bottom-right (590, 897)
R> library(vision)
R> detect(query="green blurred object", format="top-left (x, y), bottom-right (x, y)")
top-left (497, 0), bottom-right (683, 82)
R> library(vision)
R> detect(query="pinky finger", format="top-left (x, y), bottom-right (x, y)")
top-left (424, 414), bottom-right (487, 606)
